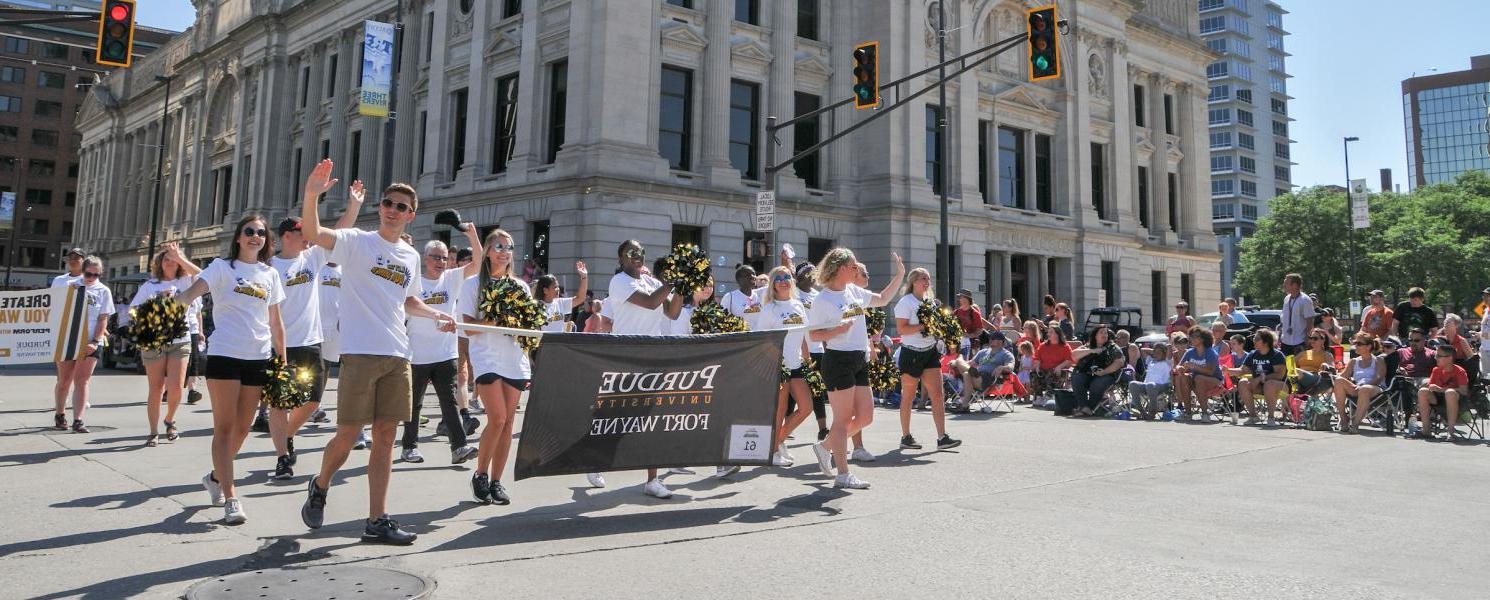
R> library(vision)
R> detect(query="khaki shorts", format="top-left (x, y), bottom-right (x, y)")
top-left (141, 341), bottom-right (192, 365)
top-left (337, 354), bottom-right (413, 426)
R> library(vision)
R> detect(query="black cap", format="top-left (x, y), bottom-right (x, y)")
top-left (276, 216), bottom-right (302, 235)
top-left (456, 247), bottom-right (473, 262)
top-left (65, 247), bottom-right (85, 258)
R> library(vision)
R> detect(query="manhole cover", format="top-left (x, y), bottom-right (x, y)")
top-left (185, 566), bottom-right (432, 600)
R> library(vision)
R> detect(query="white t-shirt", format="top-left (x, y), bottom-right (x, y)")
top-left (327, 229), bottom-right (422, 359)
top-left (460, 275), bottom-right (532, 380)
top-left (1479, 312), bottom-right (1490, 352)
top-left (317, 264), bottom-right (342, 359)
top-left (894, 294), bottom-right (936, 351)
top-left (52, 273), bottom-right (82, 288)
top-left (127, 276), bottom-right (199, 345)
top-left (408, 269), bottom-right (465, 364)
top-left (77, 281), bottom-right (115, 342)
top-left (1279, 292), bottom-right (1315, 346)
top-left (669, 304), bottom-right (695, 336)
top-left (542, 296), bottom-right (575, 333)
top-left (198, 258), bottom-right (285, 360)
top-left (762, 298), bottom-right (809, 369)
top-left (269, 247), bottom-right (328, 348)
top-left (798, 287), bottom-right (825, 354)
top-left (608, 271), bottom-right (667, 336)
top-left (808, 284), bottom-right (871, 353)
top-left (722, 288), bottom-right (765, 330)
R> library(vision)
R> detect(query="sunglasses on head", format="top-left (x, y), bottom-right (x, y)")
top-left (380, 197), bottom-right (413, 213)
top-left (241, 227), bottom-right (268, 238)
top-left (82, 271), bottom-right (101, 279)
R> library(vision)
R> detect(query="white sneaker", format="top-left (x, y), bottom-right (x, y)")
top-left (643, 478), bottom-right (672, 499)
top-left (469, 397), bottom-right (484, 413)
top-left (850, 447), bottom-right (876, 462)
top-left (771, 452), bottom-right (793, 467)
top-left (451, 445), bottom-right (478, 464)
top-left (222, 498), bottom-right (247, 524)
top-left (1244, 416), bottom-right (1261, 426)
top-left (1186, 412), bottom-right (1198, 421)
top-left (811, 442), bottom-right (833, 476)
top-left (202, 473), bottom-right (223, 507)
top-left (714, 465), bottom-right (740, 479)
top-left (779, 444), bottom-right (796, 464)
top-left (401, 448), bottom-right (424, 463)
top-left (833, 473), bottom-right (870, 489)
top-left (586, 472), bottom-right (607, 488)
top-left (353, 430), bottom-right (371, 450)
top-left (665, 467), bottom-right (696, 477)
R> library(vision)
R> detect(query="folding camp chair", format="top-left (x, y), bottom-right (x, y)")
top-left (968, 374), bottom-right (1022, 414)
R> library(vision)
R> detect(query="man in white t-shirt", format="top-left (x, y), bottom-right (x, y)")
top-left (1278, 273), bottom-right (1314, 356)
top-left (51, 247), bottom-right (86, 288)
top-left (402, 232), bottom-right (482, 466)
top-left (297, 159), bottom-right (455, 546)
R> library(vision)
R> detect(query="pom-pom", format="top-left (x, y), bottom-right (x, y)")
top-left (125, 296), bottom-right (189, 352)
top-left (868, 357), bottom-right (901, 395)
top-left (658, 243), bottom-right (712, 297)
top-left (262, 355), bottom-right (313, 410)
top-left (916, 299), bottom-right (964, 348)
top-left (804, 358), bottom-right (827, 397)
top-left (477, 277), bottom-right (547, 351)
top-left (865, 307), bottom-right (887, 335)
top-left (690, 302), bottom-right (747, 335)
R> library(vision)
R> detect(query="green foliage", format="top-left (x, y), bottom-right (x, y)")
top-left (1234, 171), bottom-right (1490, 311)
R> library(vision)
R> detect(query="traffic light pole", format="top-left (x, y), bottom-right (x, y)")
top-left (146, 75), bottom-right (171, 267)
top-left (935, 0), bottom-right (951, 303)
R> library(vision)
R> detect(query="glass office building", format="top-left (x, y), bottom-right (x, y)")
top-left (1402, 55), bottom-right (1490, 190)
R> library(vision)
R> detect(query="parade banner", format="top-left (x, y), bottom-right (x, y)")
top-left (0, 286), bottom-right (88, 365)
top-left (513, 330), bottom-right (786, 480)
top-left (358, 20), bottom-right (395, 117)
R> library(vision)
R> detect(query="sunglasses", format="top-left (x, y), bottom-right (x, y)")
top-left (491, 243), bottom-right (516, 252)
top-left (82, 271), bottom-right (101, 279)
top-left (241, 227), bottom-right (268, 238)
top-left (624, 249), bottom-right (645, 259)
top-left (380, 198), bottom-right (413, 213)
top-left (773, 275), bottom-right (792, 283)
top-left (1308, 336), bottom-right (1324, 341)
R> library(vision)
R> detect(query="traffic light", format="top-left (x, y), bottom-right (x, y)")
top-left (852, 41), bottom-right (879, 109)
top-left (1027, 5), bottom-right (1059, 82)
top-left (95, 0), bottom-right (136, 68)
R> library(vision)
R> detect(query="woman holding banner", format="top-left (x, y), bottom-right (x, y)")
top-left (807, 248), bottom-right (904, 490)
top-left (173, 215), bottom-right (287, 525)
top-left (460, 229), bottom-right (533, 506)
top-left (53, 255), bottom-right (115, 434)
top-left (762, 266), bottom-right (814, 468)
top-left (127, 242), bottom-right (202, 446)
top-left (536, 264), bottom-right (588, 333)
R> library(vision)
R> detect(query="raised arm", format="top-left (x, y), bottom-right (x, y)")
top-left (163, 242), bottom-right (202, 278)
top-left (301, 159), bottom-right (341, 250)
top-left (568, 261), bottom-right (589, 310)
top-left (459, 222), bottom-right (483, 279)
top-left (332, 180), bottom-right (365, 230)
top-left (866, 253), bottom-right (906, 308)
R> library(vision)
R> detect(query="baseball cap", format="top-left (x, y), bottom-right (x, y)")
top-left (276, 216), bottom-right (303, 235)
top-left (1381, 336), bottom-right (1402, 349)
top-left (1369, 289), bottom-right (1384, 297)
top-left (1482, 287), bottom-right (1490, 295)
top-left (65, 247), bottom-right (85, 258)
top-left (794, 261), bottom-right (815, 280)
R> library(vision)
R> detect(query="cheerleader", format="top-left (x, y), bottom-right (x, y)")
top-left (173, 215), bottom-right (287, 525)
top-left (126, 242), bottom-right (202, 446)
top-left (535, 262), bottom-right (589, 333)
top-left (893, 268), bottom-right (960, 451)
top-left (761, 266), bottom-right (814, 467)
top-left (806, 248), bottom-right (904, 489)
top-left (793, 262), bottom-right (831, 441)
top-left (52, 254), bottom-right (114, 434)
top-left (459, 229), bottom-right (535, 505)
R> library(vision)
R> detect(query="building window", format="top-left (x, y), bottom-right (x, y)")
top-left (492, 74), bottom-right (520, 174)
top-left (997, 126), bottom-right (1025, 208)
top-left (1274, 142), bottom-right (1290, 159)
top-left (423, 12), bottom-right (435, 63)
top-left (1235, 63), bottom-right (1252, 82)
top-left (64, 191), bottom-right (73, 206)
top-left (1272, 120), bottom-right (1288, 137)
top-left (1237, 109), bottom-right (1253, 127)
top-left (672, 224), bottom-right (703, 248)
top-left (735, 0), bottom-right (759, 25)
top-left (1241, 203), bottom-right (1258, 220)
top-left (1167, 173), bottom-right (1179, 232)
top-left (502, 0), bottom-right (521, 19)
top-left (1213, 203), bottom-right (1235, 220)
top-left (1236, 88), bottom-right (1253, 104)
top-left (27, 159), bottom-right (54, 176)
top-left (794, 92), bottom-right (822, 188)
top-left (1181, 274), bottom-right (1194, 307)
top-left (31, 130), bottom-right (58, 146)
top-left (38, 71), bottom-right (64, 89)
top-left (1271, 98), bottom-right (1286, 115)
top-left (299, 66), bottom-right (310, 108)
top-left (3, 37), bottom-right (29, 55)
top-left (290, 149), bottom-right (302, 211)
top-left (0, 95), bottom-right (19, 112)
top-left (449, 88), bottom-right (468, 175)
top-left (1240, 180), bottom-right (1257, 197)
top-left (1269, 75), bottom-right (1286, 94)
top-left (1211, 155), bottom-right (1233, 173)
top-left (1208, 108), bottom-right (1231, 125)
top-left (1133, 85), bottom-right (1146, 127)
top-left (808, 237), bottom-right (835, 264)
top-left (665, 0), bottom-right (693, 8)
top-left (1199, 15), bottom-right (1224, 34)
top-left (0, 125), bottom-right (15, 142)
top-left (213, 166), bottom-right (233, 222)
top-left (1034, 133), bottom-right (1052, 213)
top-left (1100, 261), bottom-right (1118, 307)
top-left (1274, 165), bottom-right (1290, 182)
top-left (0, 66), bottom-right (23, 83)
top-left (1205, 38), bottom-right (1226, 54)
top-left (25, 218), bottom-right (47, 235)
top-left (34, 100), bottom-right (62, 118)
top-left (1208, 85), bottom-right (1229, 102)
top-left (1206, 62), bottom-right (1228, 79)
top-left (325, 54), bottom-right (338, 98)
top-left (1211, 179), bottom-right (1235, 196)
top-left (658, 67), bottom-right (692, 171)
top-left (1151, 271), bottom-right (1166, 325)
top-left (546, 61), bottom-right (567, 164)
top-left (1137, 166), bottom-right (1150, 229)
top-left (1239, 156), bottom-right (1256, 174)
top-left (417, 111), bottom-right (427, 175)
top-left (797, 0), bottom-right (819, 40)
top-left (348, 131), bottom-right (362, 183)
top-left (1091, 143), bottom-right (1108, 220)
top-left (1267, 31), bottom-right (1283, 50)
top-left (1163, 94), bottom-right (1174, 134)
top-left (61, 220), bottom-right (71, 236)
top-left (1238, 133), bottom-right (1255, 150)
top-left (925, 105), bottom-right (944, 195)
top-left (728, 79), bottom-right (759, 179)
top-left (26, 188), bottom-right (51, 204)
top-left (977, 121), bottom-right (989, 201)
top-left (20, 246), bottom-right (45, 267)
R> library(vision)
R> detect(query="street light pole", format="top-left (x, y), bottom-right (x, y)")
top-left (147, 75), bottom-right (172, 265)
top-left (935, 0), bottom-right (951, 302)
top-left (1343, 136), bottom-right (1359, 305)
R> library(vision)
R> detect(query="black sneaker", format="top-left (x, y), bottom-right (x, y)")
top-left (435, 420), bottom-right (449, 438)
top-left (464, 416), bottom-right (480, 435)
top-left (817, 428), bottom-right (830, 442)
top-left (471, 473), bottom-right (493, 504)
top-left (362, 514), bottom-right (417, 545)
top-left (301, 477), bottom-right (328, 529)
top-left (71, 420), bottom-right (89, 434)
top-left (53, 412), bottom-right (66, 430)
top-left (273, 455), bottom-right (294, 480)
top-left (489, 479), bottom-right (511, 505)
top-left (899, 434), bottom-right (922, 450)
top-left (286, 438), bottom-right (297, 466)
top-left (186, 389), bottom-right (202, 405)
top-left (250, 411), bottom-right (269, 434)
top-left (936, 434), bottom-right (962, 450)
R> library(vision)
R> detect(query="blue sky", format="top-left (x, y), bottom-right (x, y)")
top-left (141, 1), bottom-right (1490, 192)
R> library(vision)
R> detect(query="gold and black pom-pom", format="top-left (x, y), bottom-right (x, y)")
top-left (865, 307), bottom-right (887, 335)
top-left (125, 296), bottom-right (190, 352)
top-left (262, 355), bottom-right (313, 410)
top-left (658, 243), bottom-right (712, 297)
top-left (869, 358), bottom-right (901, 395)
top-left (690, 302), bottom-right (747, 335)
top-left (477, 277), bottom-right (547, 351)
top-left (916, 299), bottom-right (964, 348)
top-left (804, 359), bottom-right (827, 397)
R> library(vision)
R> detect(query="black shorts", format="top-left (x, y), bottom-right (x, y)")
top-left (287, 344), bottom-right (327, 404)
top-left (821, 349), bottom-right (868, 392)
top-left (475, 372), bottom-right (530, 391)
top-left (186, 334), bottom-right (207, 377)
top-left (784, 366), bottom-right (808, 380)
top-left (897, 346), bottom-right (941, 375)
top-left (205, 355), bottom-right (270, 387)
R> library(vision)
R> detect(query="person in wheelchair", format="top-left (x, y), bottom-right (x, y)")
top-left (1127, 342), bottom-right (1173, 419)
top-left (1173, 327), bottom-right (1223, 421)
top-left (1412, 344), bottom-right (1470, 440)
top-left (1292, 328), bottom-right (1339, 396)
top-left (1232, 328), bottom-right (1289, 426)
top-left (1333, 333), bottom-right (1385, 434)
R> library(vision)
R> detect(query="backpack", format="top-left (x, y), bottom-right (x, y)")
top-left (1301, 394), bottom-right (1333, 431)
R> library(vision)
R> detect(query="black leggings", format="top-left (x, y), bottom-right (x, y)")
top-left (788, 353), bottom-right (829, 423)
top-left (404, 359), bottom-right (466, 450)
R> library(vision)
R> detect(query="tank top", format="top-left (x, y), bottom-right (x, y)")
top-left (1351, 355), bottom-right (1378, 385)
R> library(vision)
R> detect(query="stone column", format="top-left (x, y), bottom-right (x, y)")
top-left (326, 32), bottom-right (355, 208)
top-left (458, 0), bottom-right (491, 179)
top-left (419, 6), bottom-right (449, 185)
top-left (1112, 51), bottom-right (1134, 230)
top-left (560, 0), bottom-right (666, 178)
top-left (504, 0), bottom-right (543, 176)
top-left (1148, 74), bottom-right (1171, 235)
top-left (999, 251), bottom-right (1012, 304)
top-left (768, 0), bottom-right (801, 195)
top-left (699, 0), bottom-right (737, 185)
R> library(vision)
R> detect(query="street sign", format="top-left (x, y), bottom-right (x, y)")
top-left (754, 191), bottom-right (775, 232)
top-left (1349, 178), bottom-right (1369, 229)
top-left (1350, 300), bottom-right (1362, 317)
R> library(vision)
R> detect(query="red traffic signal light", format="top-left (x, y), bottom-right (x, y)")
top-left (852, 41), bottom-right (880, 110)
top-left (1026, 5), bottom-right (1060, 82)
top-left (95, 0), bottom-right (136, 68)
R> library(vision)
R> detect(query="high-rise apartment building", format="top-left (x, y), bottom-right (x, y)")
top-left (1199, 0), bottom-right (1292, 300)
top-left (1402, 55), bottom-right (1490, 191)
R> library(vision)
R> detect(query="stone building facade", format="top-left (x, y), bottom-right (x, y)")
top-left (75, 0), bottom-right (1220, 327)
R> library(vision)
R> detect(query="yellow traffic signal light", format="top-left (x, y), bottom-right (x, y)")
top-left (95, 0), bottom-right (135, 68)
top-left (1027, 5), bottom-right (1059, 82)
top-left (852, 41), bottom-right (880, 109)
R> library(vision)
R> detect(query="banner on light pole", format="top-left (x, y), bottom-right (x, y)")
top-left (358, 21), bottom-right (396, 118)
top-left (1349, 178), bottom-right (1370, 229)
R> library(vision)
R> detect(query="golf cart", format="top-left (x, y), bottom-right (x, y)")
top-left (1084, 306), bottom-right (1146, 341)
